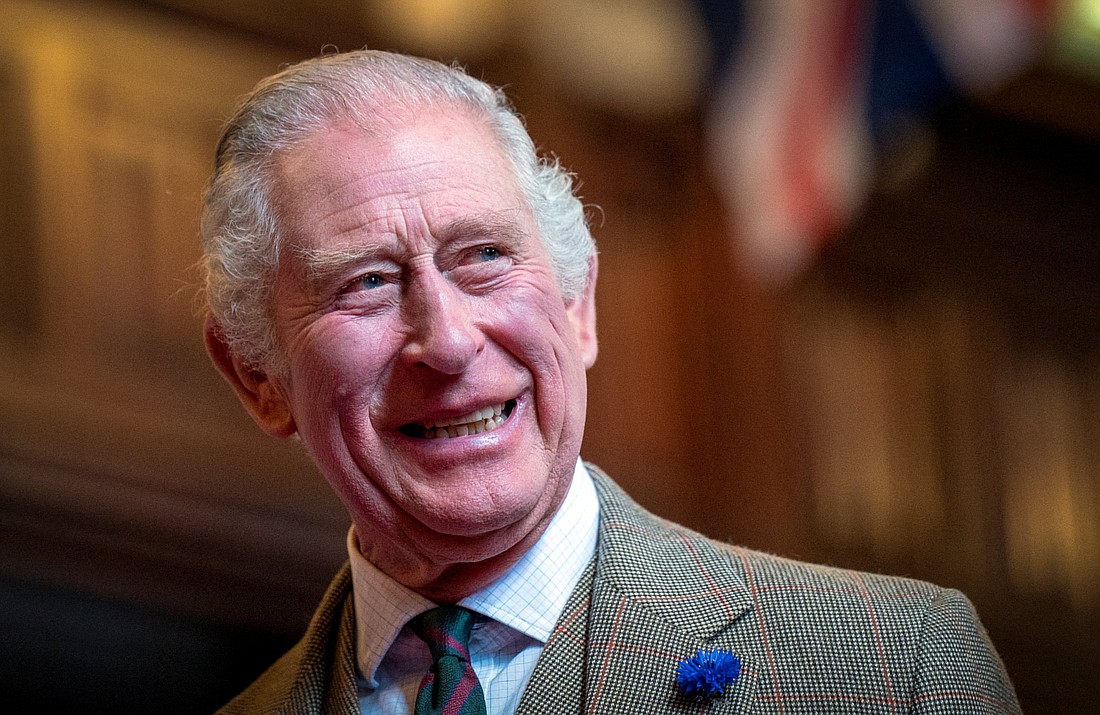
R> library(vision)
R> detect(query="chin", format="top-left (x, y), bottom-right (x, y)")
top-left (414, 497), bottom-right (537, 539)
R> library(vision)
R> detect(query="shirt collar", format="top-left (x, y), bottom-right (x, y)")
top-left (458, 458), bottom-right (599, 641)
top-left (347, 459), bottom-right (600, 686)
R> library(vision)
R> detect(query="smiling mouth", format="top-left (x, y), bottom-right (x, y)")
top-left (400, 400), bottom-right (516, 439)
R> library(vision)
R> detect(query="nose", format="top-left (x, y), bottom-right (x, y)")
top-left (401, 268), bottom-right (484, 374)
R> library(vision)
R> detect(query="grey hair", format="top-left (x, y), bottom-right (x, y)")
top-left (200, 50), bottom-right (595, 373)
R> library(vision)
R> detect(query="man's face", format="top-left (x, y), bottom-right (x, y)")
top-left (244, 106), bottom-right (596, 593)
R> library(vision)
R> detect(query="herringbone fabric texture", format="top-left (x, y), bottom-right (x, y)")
top-left (408, 606), bottom-right (487, 715)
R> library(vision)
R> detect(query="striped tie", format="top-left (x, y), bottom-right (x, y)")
top-left (408, 606), bottom-right (488, 715)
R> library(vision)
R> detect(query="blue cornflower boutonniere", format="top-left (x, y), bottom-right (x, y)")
top-left (675, 648), bottom-right (741, 702)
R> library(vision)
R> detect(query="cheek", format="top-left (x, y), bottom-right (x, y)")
top-left (283, 318), bottom-right (397, 422)
top-left (493, 287), bottom-right (589, 413)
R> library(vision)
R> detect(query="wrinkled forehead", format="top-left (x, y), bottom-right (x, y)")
top-left (268, 106), bottom-right (536, 259)
top-left (269, 96), bottom-right (517, 199)
top-left (306, 93), bottom-right (502, 156)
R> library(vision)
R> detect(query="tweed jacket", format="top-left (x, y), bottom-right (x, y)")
top-left (217, 465), bottom-right (1020, 714)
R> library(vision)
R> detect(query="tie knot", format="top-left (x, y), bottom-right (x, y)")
top-left (408, 606), bottom-right (487, 715)
top-left (408, 606), bottom-right (476, 662)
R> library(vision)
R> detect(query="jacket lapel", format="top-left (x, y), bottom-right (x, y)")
top-left (515, 559), bottom-right (596, 715)
top-left (581, 467), bottom-right (760, 714)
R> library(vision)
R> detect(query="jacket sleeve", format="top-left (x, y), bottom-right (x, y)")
top-left (910, 588), bottom-right (1021, 714)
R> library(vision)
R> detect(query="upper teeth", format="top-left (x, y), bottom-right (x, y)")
top-left (421, 404), bottom-right (504, 429)
top-left (419, 403), bottom-right (506, 439)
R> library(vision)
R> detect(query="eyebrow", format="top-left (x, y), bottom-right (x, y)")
top-left (439, 214), bottom-right (528, 247)
top-left (290, 213), bottom-right (529, 294)
top-left (292, 243), bottom-right (390, 295)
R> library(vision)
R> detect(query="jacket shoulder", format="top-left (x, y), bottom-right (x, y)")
top-left (586, 464), bottom-right (1020, 713)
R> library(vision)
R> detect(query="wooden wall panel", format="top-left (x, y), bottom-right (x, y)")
top-left (784, 96), bottom-right (1100, 709)
top-left (0, 0), bottom-right (347, 634)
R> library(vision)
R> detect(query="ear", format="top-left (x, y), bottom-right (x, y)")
top-left (203, 314), bottom-right (297, 438)
top-left (565, 255), bottom-right (599, 368)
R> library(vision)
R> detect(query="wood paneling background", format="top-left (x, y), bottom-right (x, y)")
top-left (0, 0), bottom-right (1097, 712)
top-left (0, 0), bottom-right (349, 632)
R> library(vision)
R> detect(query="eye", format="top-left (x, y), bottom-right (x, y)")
top-left (474, 245), bottom-right (501, 262)
top-left (446, 242), bottom-right (511, 286)
top-left (352, 272), bottom-right (386, 291)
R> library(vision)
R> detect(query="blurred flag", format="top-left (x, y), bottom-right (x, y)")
top-left (699, 0), bottom-right (1053, 286)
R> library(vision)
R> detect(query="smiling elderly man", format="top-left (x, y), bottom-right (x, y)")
top-left (202, 50), bottom-right (1020, 714)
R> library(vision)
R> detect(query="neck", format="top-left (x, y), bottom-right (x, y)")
top-left (355, 515), bottom-right (555, 603)
top-left (413, 534), bottom-right (541, 603)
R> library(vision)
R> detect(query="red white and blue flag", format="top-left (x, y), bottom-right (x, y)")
top-left (698, 0), bottom-right (1053, 285)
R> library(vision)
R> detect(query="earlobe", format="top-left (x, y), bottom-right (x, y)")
top-left (566, 256), bottom-right (599, 369)
top-left (203, 315), bottom-right (297, 438)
